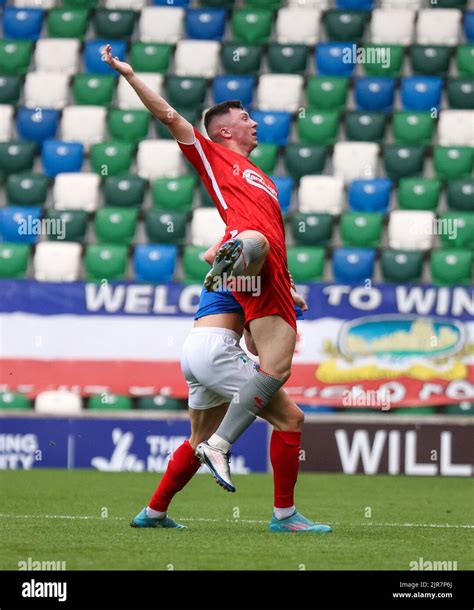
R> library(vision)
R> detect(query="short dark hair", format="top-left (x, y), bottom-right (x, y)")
top-left (204, 100), bottom-right (244, 137)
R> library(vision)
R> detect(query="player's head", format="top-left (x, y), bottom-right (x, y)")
top-left (204, 100), bottom-right (258, 153)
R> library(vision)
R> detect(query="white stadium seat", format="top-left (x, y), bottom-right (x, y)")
top-left (35, 390), bottom-right (83, 415)
top-left (288, 0), bottom-right (329, 8)
top-left (104, 0), bottom-right (147, 8)
top-left (381, 0), bottom-right (422, 8)
top-left (437, 111), bottom-right (474, 147)
top-left (139, 7), bottom-right (184, 43)
top-left (370, 9), bottom-right (415, 45)
top-left (298, 176), bottom-right (345, 215)
top-left (174, 40), bottom-right (220, 78)
top-left (136, 140), bottom-right (183, 179)
top-left (416, 9), bottom-right (461, 46)
top-left (191, 208), bottom-right (226, 248)
top-left (24, 72), bottom-right (69, 110)
top-left (275, 8), bottom-right (321, 45)
top-left (34, 242), bottom-right (82, 282)
top-left (61, 106), bottom-right (107, 151)
top-left (117, 73), bottom-right (164, 110)
top-left (388, 210), bottom-right (435, 251)
top-left (256, 74), bottom-right (304, 113)
top-left (333, 142), bottom-right (379, 185)
top-left (13, 0), bottom-right (58, 7)
top-left (34, 39), bottom-right (80, 75)
top-left (53, 173), bottom-right (101, 212)
top-left (0, 105), bottom-right (14, 142)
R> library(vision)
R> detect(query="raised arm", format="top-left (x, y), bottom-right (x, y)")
top-left (102, 44), bottom-right (194, 144)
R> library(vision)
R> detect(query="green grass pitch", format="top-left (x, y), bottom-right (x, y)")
top-left (0, 470), bottom-right (472, 571)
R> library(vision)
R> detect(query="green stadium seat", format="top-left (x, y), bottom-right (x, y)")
top-left (340, 212), bottom-right (383, 248)
top-left (442, 402), bottom-right (474, 415)
top-left (291, 213), bottom-right (334, 247)
top-left (201, 0), bottom-right (235, 7)
top-left (245, 0), bottom-right (281, 8)
top-left (137, 395), bottom-right (184, 411)
top-left (46, 210), bottom-right (88, 243)
top-left (297, 110), bottom-right (339, 145)
top-left (383, 145), bottom-right (425, 180)
top-left (393, 407), bottom-right (436, 415)
top-left (221, 43), bottom-right (263, 75)
top-left (199, 183), bottom-right (215, 208)
top-left (47, 8), bottom-right (89, 40)
top-left (0, 75), bottom-right (21, 105)
top-left (0, 392), bottom-right (31, 409)
top-left (284, 144), bottom-right (327, 180)
top-left (145, 209), bottom-right (187, 244)
top-left (306, 76), bottom-right (349, 111)
top-left (287, 246), bottom-right (325, 282)
top-left (0, 141), bottom-right (36, 175)
top-left (439, 212), bottom-right (474, 249)
top-left (183, 245), bottom-right (209, 283)
top-left (94, 208), bottom-right (138, 245)
top-left (381, 250), bottom-right (423, 283)
top-left (151, 175), bottom-right (196, 212)
top-left (392, 112), bottom-right (435, 146)
top-left (232, 9), bottom-right (273, 44)
top-left (130, 43), bottom-right (173, 74)
top-left (456, 45), bottom-right (474, 77)
top-left (85, 244), bottom-right (128, 282)
top-left (409, 45), bottom-right (451, 76)
top-left (447, 78), bottom-right (474, 109)
top-left (0, 40), bottom-right (33, 75)
top-left (0, 243), bottom-right (29, 279)
top-left (166, 77), bottom-right (207, 110)
top-left (324, 10), bottom-right (368, 42)
top-left (345, 112), bottom-right (387, 142)
top-left (103, 175), bottom-right (146, 208)
top-left (7, 173), bottom-right (49, 206)
top-left (63, 0), bottom-right (98, 8)
top-left (249, 143), bottom-right (278, 174)
top-left (431, 248), bottom-right (472, 285)
top-left (89, 141), bottom-right (134, 177)
top-left (93, 9), bottom-right (136, 40)
top-left (108, 109), bottom-right (150, 144)
top-left (88, 394), bottom-right (133, 410)
top-left (397, 177), bottom-right (441, 211)
top-left (447, 179), bottom-right (474, 212)
top-left (267, 44), bottom-right (308, 74)
top-left (433, 0), bottom-right (467, 7)
top-left (72, 74), bottom-right (115, 106)
top-left (434, 146), bottom-right (473, 180)
top-left (363, 44), bottom-right (404, 77)
top-left (155, 108), bottom-right (200, 140)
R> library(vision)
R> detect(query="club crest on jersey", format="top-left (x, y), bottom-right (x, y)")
top-left (242, 169), bottom-right (278, 201)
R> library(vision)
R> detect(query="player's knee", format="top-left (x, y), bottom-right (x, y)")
top-left (285, 403), bottom-right (305, 431)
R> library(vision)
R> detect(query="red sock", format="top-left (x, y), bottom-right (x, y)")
top-left (148, 440), bottom-right (201, 512)
top-left (270, 430), bottom-right (301, 508)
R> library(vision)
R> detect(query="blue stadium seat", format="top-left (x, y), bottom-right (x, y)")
top-left (251, 111), bottom-right (291, 145)
top-left (348, 178), bottom-right (393, 213)
top-left (401, 77), bottom-right (443, 111)
top-left (41, 140), bottom-right (84, 177)
top-left (134, 244), bottom-right (177, 283)
top-left (0, 206), bottom-right (41, 244)
top-left (153, 0), bottom-right (190, 6)
top-left (84, 40), bottom-right (127, 76)
top-left (271, 176), bottom-right (294, 215)
top-left (16, 108), bottom-right (60, 144)
top-left (464, 11), bottom-right (474, 42)
top-left (2, 8), bottom-right (44, 40)
top-left (315, 43), bottom-right (357, 77)
top-left (186, 8), bottom-right (227, 41)
top-left (212, 75), bottom-right (255, 107)
top-left (332, 247), bottom-right (376, 283)
top-left (337, 0), bottom-right (373, 9)
top-left (354, 77), bottom-right (395, 112)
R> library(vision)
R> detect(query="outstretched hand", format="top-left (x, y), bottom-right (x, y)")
top-left (291, 288), bottom-right (308, 312)
top-left (102, 43), bottom-right (134, 79)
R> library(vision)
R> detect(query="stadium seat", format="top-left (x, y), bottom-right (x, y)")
top-left (166, 76), bottom-right (208, 110)
top-left (36, 391), bottom-right (82, 414)
top-left (41, 140), bottom-right (84, 177)
top-left (47, 7), bottom-right (89, 39)
top-left (315, 43), bottom-right (356, 77)
top-left (381, 249), bottom-right (423, 283)
top-left (145, 209), bottom-right (187, 244)
top-left (443, 402), bottom-right (474, 415)
top-left (433, 146), bottom-right (473, 180)
top-left (398, 177), bottom-right (441, 211)
top-left (464, 11), bottom-right (474, 42)
top-left (84, 40), bottom-right (127, 75)
top-left (186, 8), bottom-right (226, 40)
top-left (291, 212), bottom-right (334, 246)
top-left (401, 77), bottom-right (443, 111)
top-left (174, 40), bottom-right (220, 78)
top-left (430, 0), bottom-right (467, 6)
top-left (0, 391), bottom-right (31, 410)
top-left (362, 44), bottom-right (404, 77)
top-left (392, 112), bottom-right (435, 146)
top-left (332, 247), bottom-right (375, 283)
top-left (0, 40), bottom-right (33, 75)
top-left (105, 0), bottom-right (147, 7)
top-left (153, 0), bottom-right (190, 5)
top-left (212, 76), bottom-right (255, 107)
top-left (137, 140), bottom-right (183, 179)
top-left (250, 143), bottom-right (279, 174)
top-left (7, 173), bottom-right (49, 206)
top-left (61, 106), bottom-right (107, 152)
top-left (287, 246), bottom-right (325, 281)
top-left (137, 395), bottom-right (185, 410)
top-left (117, 72), bottom-right (164, 109)
top-left (103, 174), bottom-right (146, 208)
top-left (13, 0), bottom-right (57, 8)
top-left (297, 110), bottom-right (339, 145)
top-left (246, 0), bottom-right (281, 8)
top-left (416, 9), bottom-right (461, 46)
top-left (134, 244), bottom-right (178, 283)
top-left (0, 106), bottom-right (14, 142)
top-left (232, 8), bottom-right (273, 44)
top-left (337, 0), bottom-right (373, 8)
top-left (333, 142), bottom-right (379, 184)
top-left (3, 7), bottom-right (44, 40)
top-left (0, 141), bottom-right (36, 175)
top-left (53, 173), bottom-right (101, 212)
top-left (439, 212), bottom-right (474, 249)
top-left (151, 175), bottom-right (195, 211)
top-left (63, 0), bottom-right (97, 7)
top-left (0, 243), bottom-right (30, 278)
top-left (306, 76), bottom-right (349, 111)
top-left (88, 394), bottom-right (133, 410)
top-left (431, 248), bottom-right (472, 285)
top-left (447, 179), bottom-right (474, 212)
top-left (383, 145), bottom-right (425, 180)
top-left (95, 208), bottom-right (137, 244)
top-left (130, 42), bottom-right (173, 73)
top-left (284, 144), bottom-right (327, 180)
top-left (108, 109), bottom-right (150, 144)
top-left (268, 44), bottom-right (308, 74)
top-left (16, 108), bottom-right (60, 144)
top-left (46, 209), bottom-right (88, 242)
top-left (221, 43), bottom-right (263, 75)
top-left (447, 79), bottom-right (474, 110)
top-left (388, 210), bottom-right (435, 251)
top-left (24, 72), bottom-right (69, 109)
top-left (250, 111), bottom-right (291, 145)
top-left (345, 112), bottom-right (387, 142)
top-left (370, 9), bottom-right (415, 45)
top-left (324, 10), bottom-right (368, 42)
top-left (139, 7), bottom-right (184, 43)
top-left (34, 38), bottom-right (80, 74)
top-left (409, 45), bottom-right (451, 77)
top-left (34, 241), bottom-right (82, 281)
top-left (456, 45), bottom-right (474, 77)
top-left (257, 75), bottom-right (304, 113)
top-left (191, 208), bottom-right (225, 247)
top-left (275, 8), bottom-right (321, 45)
top-left (288, 0), bottom-right (329, 6)
top-left (340, 212), bottom-right (383, 248)
top-left (348, 178), bottom-right (392, 213)
top-left (73, 74), bottom-right (116, 106)
top-left (271, 176), bottom-right (293, 215)
top-left (354, 77), bottom-right (395, 112)
top-left (438, 111), bottom-right (474, 147)
top-left (89, 141), bottom-right (134, 176)
top-left (0, 206), bottom-right (41, 244)
top-left (85, 244), bottom-right (128, 281)
top-left (0, 76), bottom-right (22, 105)
top-left (298, 175), bottom-right (344, 215)
top-left (93, 9), bottom-right (136, 40)
top-left (183, 245), bottom-right (209, 283)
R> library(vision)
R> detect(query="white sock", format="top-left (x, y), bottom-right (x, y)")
top-left (146, 506), bottom-right (166, 519)
top-left (274, 505), bottom-right (296, 520)
top-left (207, 433), bottom-right (231, 452)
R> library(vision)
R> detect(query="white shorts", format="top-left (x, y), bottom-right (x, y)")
top-left (180, 327), bottom-right (259, 410)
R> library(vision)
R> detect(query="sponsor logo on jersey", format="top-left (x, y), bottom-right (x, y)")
top-left (242, 169), bottom-right (278, 201)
